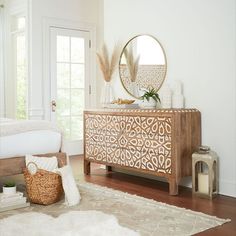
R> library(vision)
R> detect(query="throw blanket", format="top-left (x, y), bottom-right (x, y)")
top-left (0, 119), bottom-right (61, 137)
top-left (56, 165), bottom-right (81, 206)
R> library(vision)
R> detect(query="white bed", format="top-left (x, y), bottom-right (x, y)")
top-left (0, 130), bottom-right (61, 158)
top-left (0, 118), bottom-right (66, 176)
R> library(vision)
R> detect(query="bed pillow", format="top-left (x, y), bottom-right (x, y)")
top-left (25, 154), bottom-right (58, 174)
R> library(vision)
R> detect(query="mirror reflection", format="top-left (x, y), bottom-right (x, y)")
top-left (119, 35), bottom-right (167, 98)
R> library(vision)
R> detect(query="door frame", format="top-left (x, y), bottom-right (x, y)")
top-left (42, 17), bottom-right (96, 121)
top-left (50, 27), bottom-right (90, 155)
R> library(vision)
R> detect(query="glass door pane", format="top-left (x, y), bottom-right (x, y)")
top-left (55, 33), bottom-right (85, 141)
top-left (50, 27), bottom-right (90, 155)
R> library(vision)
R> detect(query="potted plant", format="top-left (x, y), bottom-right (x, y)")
top-left (3, 181), bottom-right (16, 195)
top-left (140, 87), bottom-right (161, 109)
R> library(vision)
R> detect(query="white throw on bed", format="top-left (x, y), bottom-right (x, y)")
top-left (0, 119), bottom-right (63, 158)
top-left (0, 119), bottom-right (61, 137)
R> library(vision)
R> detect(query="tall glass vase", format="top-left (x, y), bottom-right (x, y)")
top-left (101, 81), bottom-right (114, 108)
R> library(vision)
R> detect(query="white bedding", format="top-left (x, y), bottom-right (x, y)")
top-left (0, 119), bottom-right (62, 158)
top-left (0, 119), bottom-right (61, 137)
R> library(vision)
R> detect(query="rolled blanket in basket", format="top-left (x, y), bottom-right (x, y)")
top-left (25, 154), bottom-right (58, 174)
top-left (56, 165), bottom-right (81, 206)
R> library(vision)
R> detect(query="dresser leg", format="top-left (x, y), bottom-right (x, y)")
top-left (84, 159), bottom-right (90, 175)
top-left (169, 179), bottom-right (178, 195)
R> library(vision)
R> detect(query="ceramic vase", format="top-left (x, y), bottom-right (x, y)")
top-left (140, 97), bottom-right (158, 109)
top-left (3, 186), bottom-right (16, 195)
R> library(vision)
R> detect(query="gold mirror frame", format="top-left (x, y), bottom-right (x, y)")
top-left (119, 34), bottom-right (167, 99)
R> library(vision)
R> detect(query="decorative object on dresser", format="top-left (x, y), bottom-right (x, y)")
top-left (84, 108), bottom-right (201, 195)
top-left (172, 80), bottom-right (184, 108)
top-left (192, 146), bottom-right (219, 199)
top-left (109, 98), bottom-right (139, 109)
top-left (160, 84), bottom-right (172, 108)
top-left (96, 43), bottom-right (120, 107)
top-left (140, 87), bottom-right (161, 109)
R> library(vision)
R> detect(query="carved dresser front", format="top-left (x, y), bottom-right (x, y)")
top-left (84, 109), bottom-right (201, 195)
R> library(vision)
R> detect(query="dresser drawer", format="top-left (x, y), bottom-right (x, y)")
top-left (85, 114), bottom-right (172, 134)
top-left (85, 132), bottom-right (172, 162)
top-left (85, 144), bottom-right (172, 174)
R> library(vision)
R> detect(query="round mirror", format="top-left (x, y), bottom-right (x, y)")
top-left (119, 35), bottom-right (167, 98)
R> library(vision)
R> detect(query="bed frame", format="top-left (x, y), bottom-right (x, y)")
top-left (0, 152), bottom-right (67, 177)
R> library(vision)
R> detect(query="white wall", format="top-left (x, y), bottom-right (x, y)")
top-left (0, 1), bottom-right (5, 117)
top-left (29, 0), bottom-right (103, 119)
top-left (103, 0), bottom-right (236, 197)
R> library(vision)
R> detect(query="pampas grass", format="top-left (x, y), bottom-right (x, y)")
top-left (97, 44), bottom-right (120, 82)
top-left (124, 47), bottom-right (140, 82)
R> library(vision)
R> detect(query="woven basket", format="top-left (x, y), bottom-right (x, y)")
top-left (23, 162), bottom-right (63, 205)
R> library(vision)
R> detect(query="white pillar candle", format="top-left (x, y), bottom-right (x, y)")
top-left (198, 173), bottom-right (209, 194)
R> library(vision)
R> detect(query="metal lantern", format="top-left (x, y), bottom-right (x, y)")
top-left (192, 146), bottom-right (219, 199)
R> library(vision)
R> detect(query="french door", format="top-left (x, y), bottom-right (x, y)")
top-left (50, 27), bottom-right (90, 155)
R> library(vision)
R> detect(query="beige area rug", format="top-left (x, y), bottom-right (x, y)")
top-left (0, 182), bottom-right (230, 236)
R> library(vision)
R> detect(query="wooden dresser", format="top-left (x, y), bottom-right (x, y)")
top-left (84, 109), bottom-right (201, 195)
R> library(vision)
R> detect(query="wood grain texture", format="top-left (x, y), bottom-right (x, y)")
top-left (0, 152), bottom-right (67, 177)
top-left (84, 109), bottom-right (201, 195)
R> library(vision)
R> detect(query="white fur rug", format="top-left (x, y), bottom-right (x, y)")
top-left (0, 210), bottom-right (139, 236)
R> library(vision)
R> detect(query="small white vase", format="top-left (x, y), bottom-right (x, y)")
top-left (3, 186), bottom-right (16, 195)
top-left (101, 81), bottom-right (114, 108)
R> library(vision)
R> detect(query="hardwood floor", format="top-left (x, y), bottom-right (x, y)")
top-left (70, 155), bottom-right (236, 236)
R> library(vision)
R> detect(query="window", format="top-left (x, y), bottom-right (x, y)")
top-left (12, 16), bottom-right (27, 119)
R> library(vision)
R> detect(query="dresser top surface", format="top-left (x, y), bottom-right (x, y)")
top-left (84, 108), bottom-right (200, 114)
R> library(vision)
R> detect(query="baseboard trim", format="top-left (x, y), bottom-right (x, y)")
top-left (219, 180), bottom-right (236, 198)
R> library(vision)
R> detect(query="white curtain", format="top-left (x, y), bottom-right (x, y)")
top-left (0, 4), bottom-right (5, 117)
